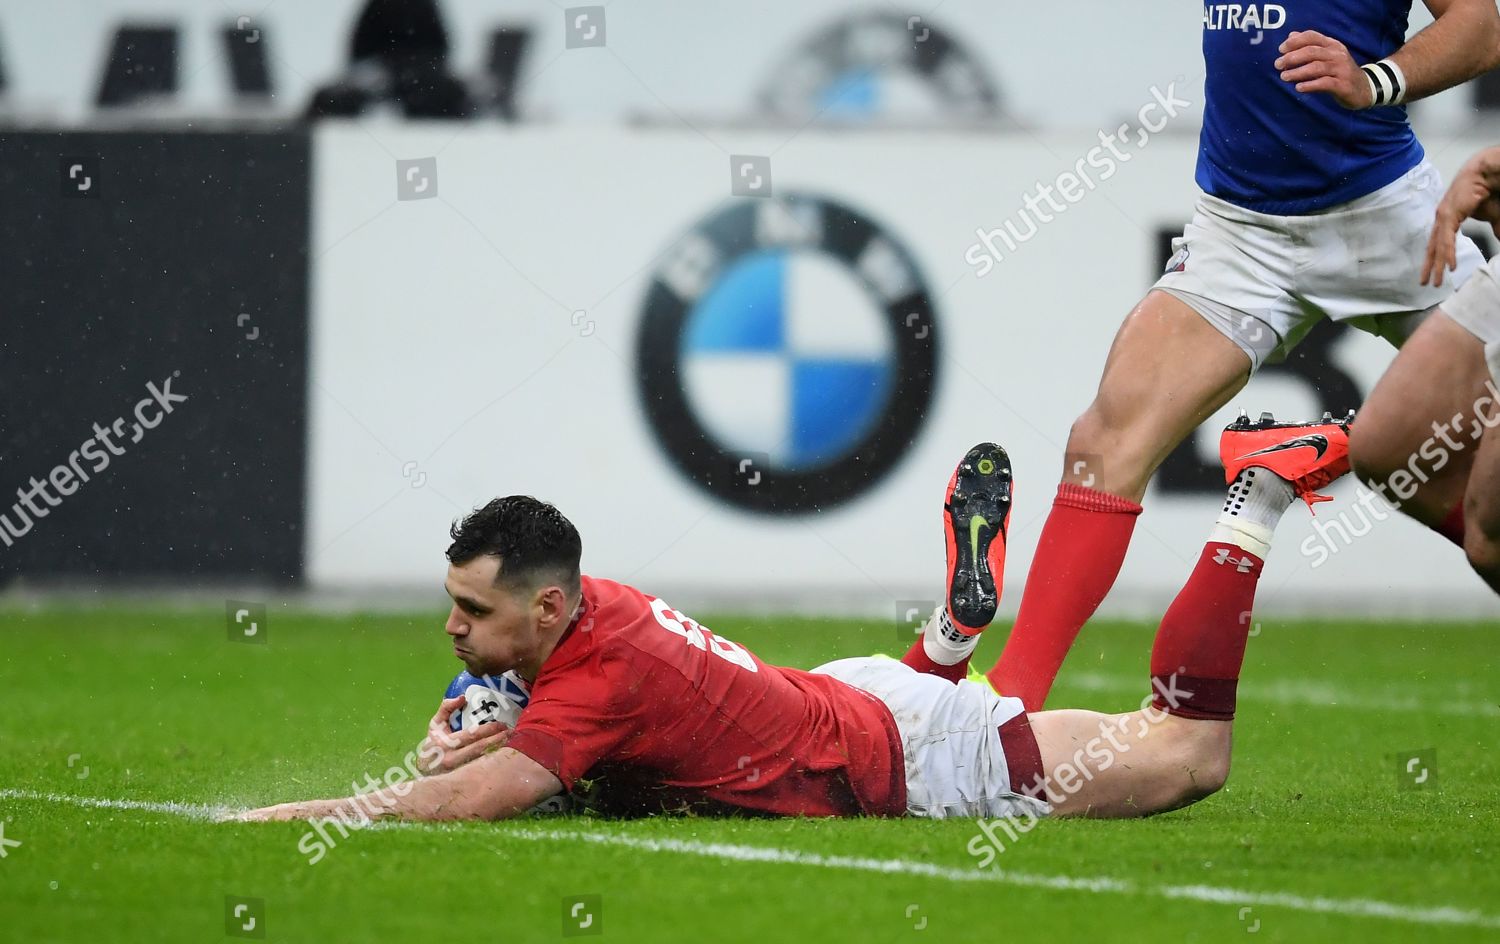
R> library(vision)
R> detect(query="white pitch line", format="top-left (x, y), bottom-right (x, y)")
top-left (0, 789), bottom-right (228, 821)
top-left (498, 827), bottom-right (1500, 930)
top-left (3, 788), bottom-right (1497, 931)
top-left (1063, 671), bottom-right (1500, 718)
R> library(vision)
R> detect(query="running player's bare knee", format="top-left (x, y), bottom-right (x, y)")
top-left (1462, 516), bottom-right (1500, 588)
top-left (1066, 407), bottom-right (1151, 496)
top-left (1348, 415), bottom-right (1405, 488)
top-left (1348, 431), bottom-right (1388, 490)
top-left (1067, 408), bottom-right (1111, 458)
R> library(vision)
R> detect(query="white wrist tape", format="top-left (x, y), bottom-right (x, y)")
top-left (1361, 58), bottom-right (1407, 107)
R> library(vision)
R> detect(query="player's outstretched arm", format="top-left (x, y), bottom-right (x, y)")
top-left (1276, 0), bottom-right (1500, 109)
top-left (1423, 145), bottom-right (1500, 286)
top-left (236, 748), bottom-right (564, 823)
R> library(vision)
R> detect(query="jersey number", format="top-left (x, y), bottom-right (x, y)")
top-left (650, 598), bottom-right (758, 673)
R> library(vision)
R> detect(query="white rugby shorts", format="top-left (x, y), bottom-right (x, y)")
top-left (1154, 159), bottom-right (1485, 372)
top-left (1441, 255), bottom-right (1500, 386)
top-left (812, 656), bottom-right (1050, 821)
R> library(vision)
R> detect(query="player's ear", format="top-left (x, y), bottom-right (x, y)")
top-left (534, 584), bottom-right (568, 628)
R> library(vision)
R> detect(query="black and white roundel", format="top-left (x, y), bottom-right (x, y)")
top-left (636, 195), bottom-right (939, 514)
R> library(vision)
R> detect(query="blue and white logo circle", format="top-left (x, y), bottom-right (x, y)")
top-left (681, 249), bottom-right (895, 471)
top-left (757, 12), bottom-right (1000, 123)
top-left (637, 195), bottom-right (938, 514)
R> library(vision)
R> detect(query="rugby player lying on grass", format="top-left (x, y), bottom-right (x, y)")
top-left (239, 415), bottom-right (1350, 824)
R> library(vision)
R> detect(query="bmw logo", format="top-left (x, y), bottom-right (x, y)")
top-left (758, 12), bottom-right (1001, 122)
top-left (636, 194), bottom-right (939, 514)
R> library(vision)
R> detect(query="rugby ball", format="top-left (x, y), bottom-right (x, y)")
top-left (441, 670), bottom-right (573, 816)
top-left (444, 670), bottom-right (530, 732)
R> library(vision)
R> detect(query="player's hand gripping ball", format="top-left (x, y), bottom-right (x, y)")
top-left (441, 671), bottom-right (573, 815)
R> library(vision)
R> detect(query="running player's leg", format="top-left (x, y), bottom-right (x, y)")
top-left (1349, 310), bottom-right (1486, 538)
top-left (987, 289), bottom-right (1252, 709)
top-left (1063, 290), bottom-right (1254, 502)
top-left (1307, 157), bottom-right (1488, 546)
top-left (1460, 408), bottom-right (1500, 592)
top-left (1362, 254), bottom-right (1500, 589)
top-left (993, 157), bottom-right (1485, 711)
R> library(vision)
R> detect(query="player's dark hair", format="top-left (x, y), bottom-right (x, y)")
top-left (446, 496), bottom-right (582, 595)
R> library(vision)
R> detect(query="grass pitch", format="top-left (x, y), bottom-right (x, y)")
top-left (0, 607), bottom-right (1496, 943)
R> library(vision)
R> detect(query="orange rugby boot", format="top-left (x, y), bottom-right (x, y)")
top-left (1220, 409), bottom-right (1356, 511)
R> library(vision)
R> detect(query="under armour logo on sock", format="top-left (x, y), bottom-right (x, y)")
top-left (1212, 548), bottom-right (1255, 573)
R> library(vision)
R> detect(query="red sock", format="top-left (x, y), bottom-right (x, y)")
top-left (987, 484), bottom-right (1142, 709)
top-left (900, 637), bottom-right (969, 684)
top-left (1148, 542), bottom-right (1263, 721)
top-left (1436, 504), bottom-right (1466, 548)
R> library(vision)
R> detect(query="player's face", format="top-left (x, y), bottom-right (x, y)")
top-left (443, 556), bottom-right (537, 676)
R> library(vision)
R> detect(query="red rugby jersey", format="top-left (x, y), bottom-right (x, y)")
top-left (506, 576), bottom-right (905, 817)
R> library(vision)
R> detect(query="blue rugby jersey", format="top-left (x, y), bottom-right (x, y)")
top-left (1197, 1), bottom-right (1423, 214)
